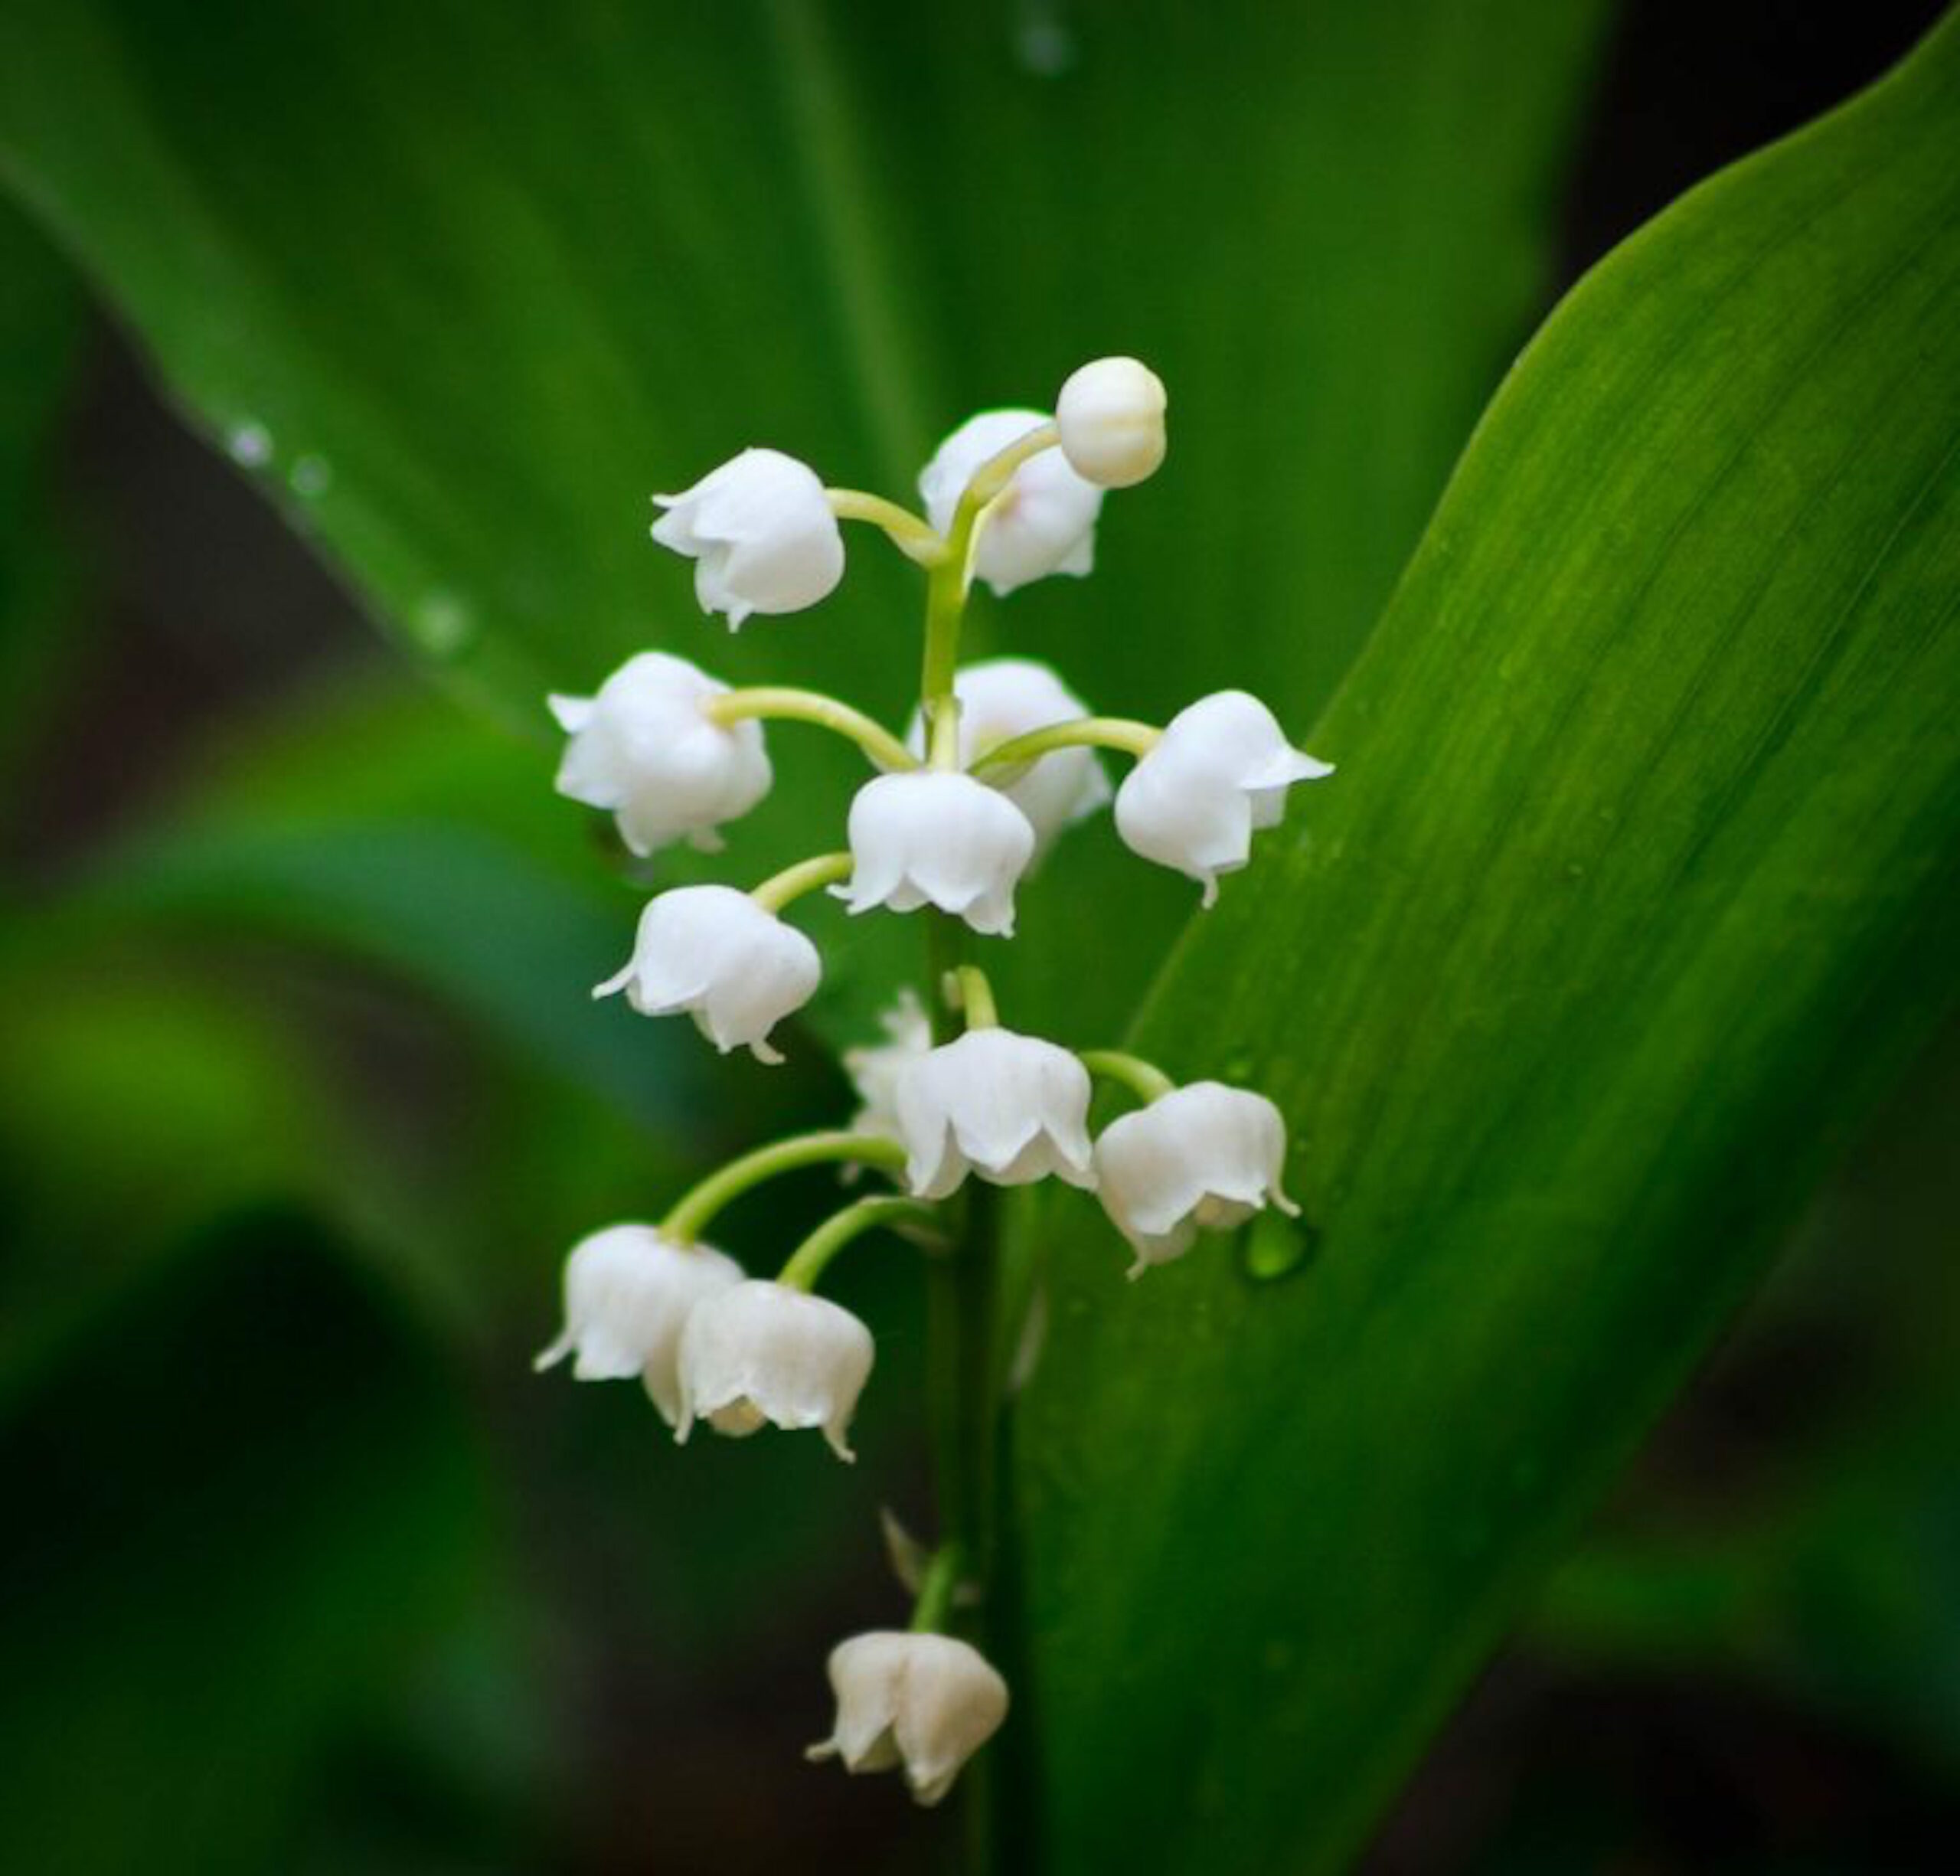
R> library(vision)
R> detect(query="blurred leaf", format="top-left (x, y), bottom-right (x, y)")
top-left (0, 1208), bottom-right (494, 1876)
top-left (0, 0), bottom-right (1613, 1037)
top-left (0, 199), bottom-right (87, 793)
top-left (42, 675), bottom-right (740, 1139)
top-left (1011, 18), bottom-right (1960, 1872)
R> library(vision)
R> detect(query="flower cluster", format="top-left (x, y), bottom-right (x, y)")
top-left (539, 358), bottom-right (1332, 1809)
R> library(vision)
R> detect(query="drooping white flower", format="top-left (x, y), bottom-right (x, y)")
top-left (1056, 355), bottom-right (1168, 489)
top-left (844, 988), bottom-right (934, 1140)
top-left (534, 1224), bottom-right (743, 1424)
top-left (918, 409), bottom-right (1104, 597)
top-left (549, 651), bottom-right (771, 858)
top-left (895, 1028), bottom-right (1095, 1200)
top-left (807, 1631), bottom-right (1009, 1807)
top-left (651, 446), bottom-right (844, 627)
top-left (1094, 1081), bottom-right (1299, 1276)
top-left (839, 771), bottom-right (1035, 936)
top-left (1113, 690), bottom-right (1334, 905)
top-left (594, 884), bottom-right (819, 1064)
top-left (675, 1280), bottom-right (874, 1461)
top-left (904, 659), bottom-right (1111, 855)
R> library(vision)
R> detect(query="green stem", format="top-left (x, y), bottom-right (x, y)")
top-left (908, 1541), bottom-right (968, 1634)
top-left (825, 487), bottom-right (949, 567)
top-left (919, 421), bottom-right (1064, 771)
top-left (659, 1130), bottom-right (905, 1244)
top-left (970, 715), bottom-right (1161, 774)
top-left (778, 1195), bottom-right (939, 1293)
top-left (750, 850), bottom-right (854, 914)
top-left (954, 963), bottom-right (1000, 1030)
top-left (705, 686), bottom-right (917, 773)
top-left (1080, 1048), bottom-right (1178, 1106)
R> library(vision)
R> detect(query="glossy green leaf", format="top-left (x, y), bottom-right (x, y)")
top-left (1011, 18), bottom-right (1960, 1872)
top-left (0, 0), bottom-right (1612, 1038)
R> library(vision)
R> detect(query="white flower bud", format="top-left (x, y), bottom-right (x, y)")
top-left (895, 1028), bottom-right (1095, 1200)
top-left (918, 409), bottom-right (1103, 597)
top-left (651, 446), bottom-right (845, 627)
top-left (807, 1631), bottom-right (1009, 1807)
top-left (844, 989), bottom-right (934, 1141)
top-left (905, 659), bottom-right (1111, 855)
top-left (534, 1224), bottom-right (743, 1424)
top-left (1114, 690), bottom-right (1334, 905)
top-left (839, 770), bottom-right (1035, 936)
top-left (594, 884), bottom-right (819, 1064)
top-left (675, 1279), bottom-right (874, 1461)
top-left (1056, 355), bottom-right (1167, 488)
top-left (1094, 1082), bottom-right (1299, 1276)
top-left (549, 651), bottom-right (771, 858)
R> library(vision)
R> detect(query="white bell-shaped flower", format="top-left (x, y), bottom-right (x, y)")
top-left (1094, 1081), bottom-right (1299, 1276)
top-left (1056, 355), bottom-right (1168, 488)
top-left (675, 1279), bottom-right (874, 1461)
top-left (593, 884), bottom-right (819, 1064)
top-left (839, 771), bottom-right (1035, 936)
top-left (905, 659), bottom-right (1111, 855)
top-left (651, 446), bottom-right (845, 627)
top-left (534, 1224), bottom-right (743, 1424)
top-left (844, 988), bottom-right (933, 1141)
top-left (1113, 690), bottom-right (1334, 905)
top-left (807, 1631), bottom-right (1009, 1807)
top-left (919, 409), bottom-right (1103, 597)
top-left (895, 1028), bottom-right (1096, 1200)
top-left (549, 651), bottom-right (771, 858)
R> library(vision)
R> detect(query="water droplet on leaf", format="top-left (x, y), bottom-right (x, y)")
top-left (1239, 1210), bottom-right (1317, 1284)
top-left (226, 421), bottom-right (273, 468)
top-left (289, 453), bottom-right (332, 498)
top-left (413, 591), bottom-right (475, 658)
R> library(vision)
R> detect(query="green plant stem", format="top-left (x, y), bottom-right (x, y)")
top-left (705, 685), bottom-right (916, 772)
top-left (658, 1130), bottom-right (904, 1244)
top-left (907, 1541), bottom-right (968, 1634)
top-left (750, 850), bottom-right (854, 914)
top-left (825, 486), bottom-right (949, 565)
top-left (1079, 1047), bottom-right (1177, 1106)
top-left (971, 715), bottom-right (1161, 773)
top-left (777, 1195), bottom-right (939, 1293)
top-left (920, 422), bottom-right (1063, 770)
top-left (955, 963), bottom-right (1000, 1029)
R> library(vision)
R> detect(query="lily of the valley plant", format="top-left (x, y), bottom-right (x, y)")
top-left (538, 354), bottom-right (1331, 1810)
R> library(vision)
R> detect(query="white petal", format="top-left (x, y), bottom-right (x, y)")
top-left (676, 1281), bottom-right (874, 1461)
top-left (842, 771), bottom-right (1034, 936)
top-left (1095, 1083), bottom-right (1293, 1273)
top-left (534, 1225), bottom-right (743, 1423)
top-left (652, 447), bottom-right (844, 622)
top-left (896, 1029), bottom-right (1094, 1198)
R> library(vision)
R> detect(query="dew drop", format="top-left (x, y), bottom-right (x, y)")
top-left (1014, 0), bottom-right (1077, 75)
top-left (289, 453), bottom-right (333, 498)
top-left (413, 590), bottom-right (475, 658)
top-left (1239, 1209), bottom-right (1318, 1284)
top-left (226, 420), bottom-right (273, 468)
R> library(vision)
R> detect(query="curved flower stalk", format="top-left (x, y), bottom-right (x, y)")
top-left (905, 659), bottom-right (1112, 856)
top-left (537, 355), bottom-right (1337, 1816)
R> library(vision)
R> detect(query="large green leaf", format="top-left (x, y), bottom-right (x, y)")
top-left (0, 0), bottom-right (1612, 1038)
top-left (1011, 18), bottom-right (1960, 1872)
